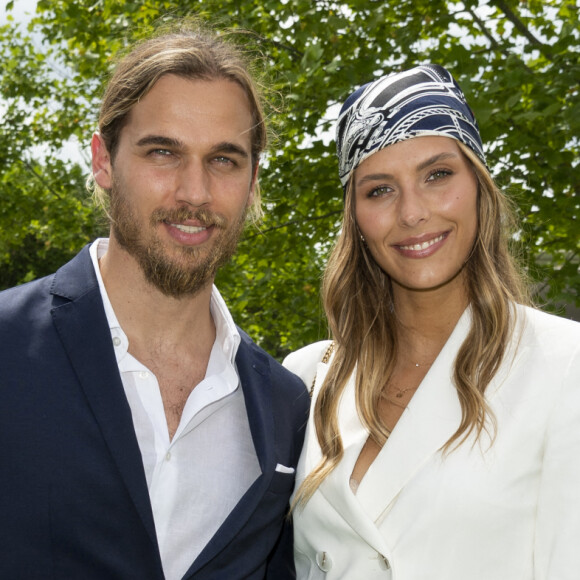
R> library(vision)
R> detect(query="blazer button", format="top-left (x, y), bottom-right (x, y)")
top-left (378, 553), bottom-right (391, 570)
top-left (316, 551), bottom-right (333, 572)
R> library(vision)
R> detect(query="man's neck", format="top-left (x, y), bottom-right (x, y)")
top-left (98, 238), bottom-right (219, 439)
top-left (97, 239), bottom-right (216, 355)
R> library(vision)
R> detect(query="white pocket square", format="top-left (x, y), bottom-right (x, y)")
top-left (275, 463), bottom-right (295, 474)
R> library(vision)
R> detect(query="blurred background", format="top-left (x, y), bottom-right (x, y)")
top-left (1, 0), bottom-right (578, 358)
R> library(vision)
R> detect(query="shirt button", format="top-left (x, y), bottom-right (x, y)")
top-left (165, 452), bottom-right (171, 461)
top-left (113, 337), bottom-right (121, 347)
top-left (316, 551), bottom-right (332, 572)
top-left (139, 371), bottom-right (149, 379)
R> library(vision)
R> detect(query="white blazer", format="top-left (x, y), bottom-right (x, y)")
top-left (284, 305), bottom-right (580, 580)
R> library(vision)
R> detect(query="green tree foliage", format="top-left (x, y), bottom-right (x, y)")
top-left (1, 0), bottom-right (578, 358)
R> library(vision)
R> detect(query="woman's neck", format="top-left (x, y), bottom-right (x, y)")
top-left (392, 280), bottom-right (469, 361)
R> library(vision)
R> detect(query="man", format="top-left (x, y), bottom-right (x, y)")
top-left (0, 24), bottom-right (308, 580)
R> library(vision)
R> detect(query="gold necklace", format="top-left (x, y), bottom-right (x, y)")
top-left (380, 384), bottom-right (419, 409)
top-left (381, 359), bottom-right (434, 406)
top-left (389, 384), bottom-right (418, 399)
top-left (412, 359), bottom-right (434, 368)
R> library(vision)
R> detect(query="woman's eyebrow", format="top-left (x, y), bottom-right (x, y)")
top-left (356, 172), bottom-right (395, 187)
top-left (356, 151), bottom-right (460, 187)
top-left (416, 152), bottom-right (458, 172)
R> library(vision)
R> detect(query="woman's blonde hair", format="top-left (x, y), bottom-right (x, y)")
top-left (295, 141), bottom-right (531, 505)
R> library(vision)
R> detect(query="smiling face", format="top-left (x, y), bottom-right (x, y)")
top-left (353, 136), bottom-right (478, 300)
top-left (91, 74), bottom-right (257, 297)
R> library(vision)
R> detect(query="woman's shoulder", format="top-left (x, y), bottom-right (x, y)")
top-left (515, 304), bottom-right (580, 357)
top-left (282, 340), bottom-right (334, 387)
top-left (516, 303), bottom-right (580, 336)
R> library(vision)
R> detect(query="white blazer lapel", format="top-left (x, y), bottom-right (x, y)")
top-left (300, 349), bottom-right (374, 473)
top-left (356, 308), bottom-right (471, 523)
top-left (317, 367), bottom-right (391, 554)
top-left (298, 358), bottom-right (368, 487)
top-left (298, 360), bottom-right (333, 476)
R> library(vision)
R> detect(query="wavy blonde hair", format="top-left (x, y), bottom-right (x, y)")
top-left (295, 141), bottom-right (531, 505)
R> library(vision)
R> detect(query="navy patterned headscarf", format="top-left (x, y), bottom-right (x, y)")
top-left (336, 64), bottom-right (486, 189)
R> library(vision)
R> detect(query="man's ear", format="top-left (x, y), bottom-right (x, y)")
top-left (91, 133), bottom-right (113, 189)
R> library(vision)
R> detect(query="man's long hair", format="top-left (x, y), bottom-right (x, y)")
top-left (89, 21), bottom-right (268, 223)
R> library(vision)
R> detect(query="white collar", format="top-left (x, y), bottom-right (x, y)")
top-left (88, 238), bottom-right (241, 365)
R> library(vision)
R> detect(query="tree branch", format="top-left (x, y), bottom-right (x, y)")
top-left (466, 7), bottom-right (502, 51)
top-left (240, 29), bottom-right (304, 61)
top-left (242, 209), bottom-right (342, 240)
top-left (21, 160), bottom-right (64, 200)
top-left (533, 250), bottom-right (579, 295)
top-left (465, 6), bottom-right (533, 74)
top-left (490, 0), bottom-right (554, 59)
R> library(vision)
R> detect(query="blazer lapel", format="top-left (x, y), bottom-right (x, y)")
top-left (356, 308), bottom-right (470, 523)
top-left (299, 360), bottom-right (334, 477)
top-left (315, 309), bottom-right (470, 547)
top-left (185, 334), bottom-right (276, 576)
top-left (49, 247), bottom-right (159, 549)
top-left (316, 363), bottom-right (392, 555)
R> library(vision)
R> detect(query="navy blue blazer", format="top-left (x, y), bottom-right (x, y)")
top-left (0, 246), bottom-right (309, 579)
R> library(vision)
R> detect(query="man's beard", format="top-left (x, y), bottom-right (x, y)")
top-left (109, 181), bottom-right (247, 298)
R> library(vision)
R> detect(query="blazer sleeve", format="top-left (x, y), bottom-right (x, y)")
top-left (283, 340), bottom-right (334, 391)
top-left (534, 339), bottom-right (580, 578)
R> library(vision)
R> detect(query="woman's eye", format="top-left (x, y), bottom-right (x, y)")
top-left (427, 168), bottom-right (452, 181)
top-left (368, 185), bottom-right (392, 198)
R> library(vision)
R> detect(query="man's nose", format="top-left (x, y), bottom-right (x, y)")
top-left (175, 159), bottom-right (212, 207)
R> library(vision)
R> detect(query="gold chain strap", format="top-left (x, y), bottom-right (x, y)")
top-left (309, 341), bottom-right (335, 397)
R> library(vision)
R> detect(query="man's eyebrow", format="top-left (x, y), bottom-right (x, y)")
top-left (135, 135), bottom-right (183, 148)
top-left (135, 136), bottom-right (249, 159)
top-left (210, 142), bottom-right (249, 159)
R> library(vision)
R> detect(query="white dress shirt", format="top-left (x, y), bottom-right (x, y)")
top-left (90, 239), bottom-right (261, 580)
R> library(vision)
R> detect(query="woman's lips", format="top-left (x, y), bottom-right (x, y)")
top-left (397, 233), bottom-right (446, 251)
top-left (393, 231), bottom-right (449, 257)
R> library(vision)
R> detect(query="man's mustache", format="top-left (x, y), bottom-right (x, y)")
top-left (150, 207), bottom-right (227, 229)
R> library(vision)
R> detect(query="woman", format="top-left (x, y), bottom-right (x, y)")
top-left (284, 64), bottom-right (580, 579)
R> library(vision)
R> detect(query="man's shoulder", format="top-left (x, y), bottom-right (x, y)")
top-left (0, 245), bottom-right (96, 320)
top-left (0, 274), bottom-right (55, 313)
top-left (236, 328), bottom-right (308, 391)
top-left (236, 327), bottom-right (294, 371)
top-left (0, 275), bottom-right (59, 351)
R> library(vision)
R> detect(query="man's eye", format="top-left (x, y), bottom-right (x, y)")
top-left (214, 156), bottom-right (235, 165)
top-left (145, 148), bottom-right (174, 158)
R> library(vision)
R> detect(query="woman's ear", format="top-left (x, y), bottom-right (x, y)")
top-left (91, 133), bottom-right (113, 189)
